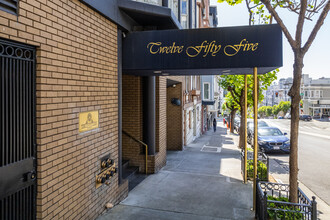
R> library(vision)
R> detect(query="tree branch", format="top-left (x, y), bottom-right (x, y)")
top-left (295, 0), bottom-right (308, 47)
top-left (302, 0), bottom-right (330, 54)
top-left (245, 0), bottom-right (253, 26)
top-left (261, 0), bottom-right (297, 49)
top-left (227, 86), bottom-right (240, 104)
top-left (232, 87), bottom-right (241, 100)
top-left (230, 90), bottom-right (241, 104)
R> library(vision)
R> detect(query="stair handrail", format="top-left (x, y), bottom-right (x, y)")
top-left (122, 130), bottom-right (148, 175)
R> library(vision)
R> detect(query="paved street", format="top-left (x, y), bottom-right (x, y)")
top-left (262, 119), bottom-right (330, 206)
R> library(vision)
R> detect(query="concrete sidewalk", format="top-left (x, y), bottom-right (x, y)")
top-left (98, 122), bottom-right (254, 220)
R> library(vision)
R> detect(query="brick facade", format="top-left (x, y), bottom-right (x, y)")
top-left (155, 76), bottom-right (167, 172)
top-left (166, 76), bottom-right (202, 146)
top-left (122, 75), bottom-right (148, 172)
top-left (0, 0), bottom-right (128, 219)
top-left (166, 83), bottom-right (183, 150)
top-left (1, 1), bottom-right (208, 219)
top-left (122, 76), bottom-right (167, 174)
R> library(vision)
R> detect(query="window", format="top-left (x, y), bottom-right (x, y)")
top-left (181, 0), bottom-right (189, 29)
top-left (197, 107), bottom-right (200, 121)
top-left (181, 15), bottom-right (188, 29)
top-left (192, 0), bottom-right (196, 28)
top-left (0, 0), bottom-right (19, 15)
top-left (203, 83), bottom-right (210, 100)
top-left (181, 0), bottom-right (187, 14)
top-left (311, 91), bottom-right (314, 98)
top-left (315, 90), bottom-right (320, 98)
top-left (196, 76), bottom-right (201, 90)
top-left (185, 76), bottom-right (191, 92)
top-left (189, 111), bottom-right (192, 129)
top-left (320, 91), bottom-right (323, 98)
top-left (192, 76), bottom-right (196, 89)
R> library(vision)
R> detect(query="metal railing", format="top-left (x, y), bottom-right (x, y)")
top-left (256, 178), bottom-right (317, 220)
top-left (122, 130), bottom-right (148, 175)
top-left (241, 150), bottom-right (269, 181)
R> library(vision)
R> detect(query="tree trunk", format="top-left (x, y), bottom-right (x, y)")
top-left (239, 89), bottom-right (246, 149)
top-left (288, 51), bottom-right (304, 203)
top-left (230, 109), bottom-right (237, 133)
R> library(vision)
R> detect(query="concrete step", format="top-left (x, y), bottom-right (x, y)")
top-left (122, 159), bottom-right (130, 170)
top-left (122, 165), bottom-right (139, 181)
top-left (122, 159), bottom-right (147, 191)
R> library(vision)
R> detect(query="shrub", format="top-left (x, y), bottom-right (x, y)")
top-left (267, 196), bottom-right (304, 219)
top-left (247, 159), bottom-right (267, 181)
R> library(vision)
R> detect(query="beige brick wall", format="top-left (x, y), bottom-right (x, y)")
top-left (0, 0), bottom-right (128, 219)
top-left (166, 83), bottom-right (183, 150)
top-left (155, 76), bottom-right (167, 172)
top-left (122, 75), bottom-right (148, 172)
top-left (122, 76), bottom-right (168, 174)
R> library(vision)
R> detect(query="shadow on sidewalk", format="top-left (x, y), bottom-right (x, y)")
top-left (98, 126), bottom-right (254, 220)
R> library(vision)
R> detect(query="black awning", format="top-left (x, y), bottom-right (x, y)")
top-left (118, 1), bottom-right (181, 30)
top-left (123, 24), bottom-right (283, 76)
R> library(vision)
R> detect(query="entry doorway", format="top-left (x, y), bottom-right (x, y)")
top-left (0, 39), bottom-right (37, 219)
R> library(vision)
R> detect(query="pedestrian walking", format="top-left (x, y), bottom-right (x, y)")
top-left (213, 118), bottom-right (217, 132)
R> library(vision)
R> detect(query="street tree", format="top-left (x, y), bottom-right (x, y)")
top-left (258, 106), bottom-right (267, 117)
top-left (218, 0), bottom-right (330, 203)
top-left (272, 104), bottom-right (280, 116)
top-left (278, 101), bottom-right (291, 116)
top-left (265, 106), bottom-right (273, 117)
top-left (222, 93), bottom-right (239, 132)
top-left (218, 72), bottom-right (276, 148)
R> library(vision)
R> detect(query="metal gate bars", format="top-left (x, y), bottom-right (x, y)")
top-left (0, 38), bottom-right (36, 220)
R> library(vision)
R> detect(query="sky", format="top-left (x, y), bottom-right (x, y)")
top-left (210, 0), bottom-right (330, 81)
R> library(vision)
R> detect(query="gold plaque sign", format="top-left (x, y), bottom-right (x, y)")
top-left (79, 111), bottom-right (99, 133)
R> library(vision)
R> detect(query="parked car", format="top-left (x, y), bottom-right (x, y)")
top-left (278, 116), bottom-right (284, 119)
top-left (299, 114), bottom-right (312, 121)
top-left (247, 120), bottom-right (269, 144)
top-left (284, 113), bottom-right (291, 119)
top-left (257, 127), bottom-right (290, 154)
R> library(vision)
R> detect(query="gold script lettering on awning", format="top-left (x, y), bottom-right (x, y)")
top-left (224, 39), bottom-right (258, 57)
top-left (146, 39), bottom-right (258, 57)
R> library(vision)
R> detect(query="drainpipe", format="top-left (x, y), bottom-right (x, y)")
top-left (143, 76), bottom-right (156, 155)
top-left (117, 29), bottom-right (123, 184)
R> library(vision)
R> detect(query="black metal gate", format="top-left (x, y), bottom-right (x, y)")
top-left (0, 38), bottom-right (36, 219)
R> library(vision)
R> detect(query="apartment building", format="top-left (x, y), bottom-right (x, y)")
top-left (0, 0), bottom-right (194, 218)
top-left (301, 74), bottom-right (330, 117)
top-left (0, 1), bottom-right (281, 219)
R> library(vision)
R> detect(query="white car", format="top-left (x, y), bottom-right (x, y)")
top-left (284, 113), bottom-right (291, 119)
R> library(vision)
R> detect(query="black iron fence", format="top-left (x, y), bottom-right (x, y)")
top-left (241, 150), bottom-right (269, 181)
top-left (256, 178), bottom-right (317, 220)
